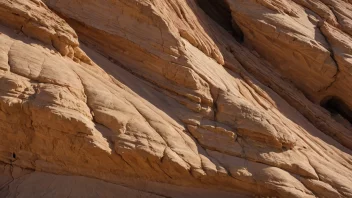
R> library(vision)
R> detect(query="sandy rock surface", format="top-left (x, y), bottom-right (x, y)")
top-left (0, 0), bottom-right (352, 197)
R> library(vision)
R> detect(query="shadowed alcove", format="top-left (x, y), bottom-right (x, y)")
top-left (321, 96), bottom-right (352, 124)
top-left (196, 0), bottom-right (244, 42)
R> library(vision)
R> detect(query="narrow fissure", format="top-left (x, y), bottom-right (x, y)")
top-left (196, 0), bottom-right (244, 42)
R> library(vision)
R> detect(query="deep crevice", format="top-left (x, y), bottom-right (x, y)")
top-left (196, 0), bottom-right (244, 43)
top-left (321, 96), bottom-right (352, 124)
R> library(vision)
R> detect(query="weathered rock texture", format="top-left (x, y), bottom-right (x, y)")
top-left (0, 0), bottom-right (351, 197)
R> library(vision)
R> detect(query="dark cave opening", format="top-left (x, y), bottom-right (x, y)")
top-left (321, 96), bottom-right (352, 124)
top-left (196, 0), bottom-right (244, 43)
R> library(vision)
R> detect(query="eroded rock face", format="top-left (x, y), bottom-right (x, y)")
top-left (0, 0), bottom-right (351, 197)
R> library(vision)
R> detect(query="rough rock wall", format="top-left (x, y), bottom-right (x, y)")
top-left (0, 0), bottom-right (351, 197)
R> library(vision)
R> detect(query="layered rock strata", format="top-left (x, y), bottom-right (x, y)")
top-left (0, 0), bottom-right (351, 197)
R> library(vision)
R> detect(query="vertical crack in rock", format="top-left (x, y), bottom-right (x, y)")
top-left (317, 25), bottom-right (339, 92)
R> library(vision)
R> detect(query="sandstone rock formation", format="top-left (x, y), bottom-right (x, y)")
top-left (0, 0), bottom-right (352, 197)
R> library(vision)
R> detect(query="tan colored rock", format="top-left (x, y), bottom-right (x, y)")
top-left (0, 0), bottom-right (351, 197)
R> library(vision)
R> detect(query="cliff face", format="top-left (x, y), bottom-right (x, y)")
top-left (0, 0), bottom-right (351, 197)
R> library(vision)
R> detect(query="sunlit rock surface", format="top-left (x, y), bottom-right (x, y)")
top-left (0, 0), bottom-right (352, 197)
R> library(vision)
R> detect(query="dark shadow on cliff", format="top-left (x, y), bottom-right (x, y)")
top-left (196, 0), bottom-right (243, 43)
